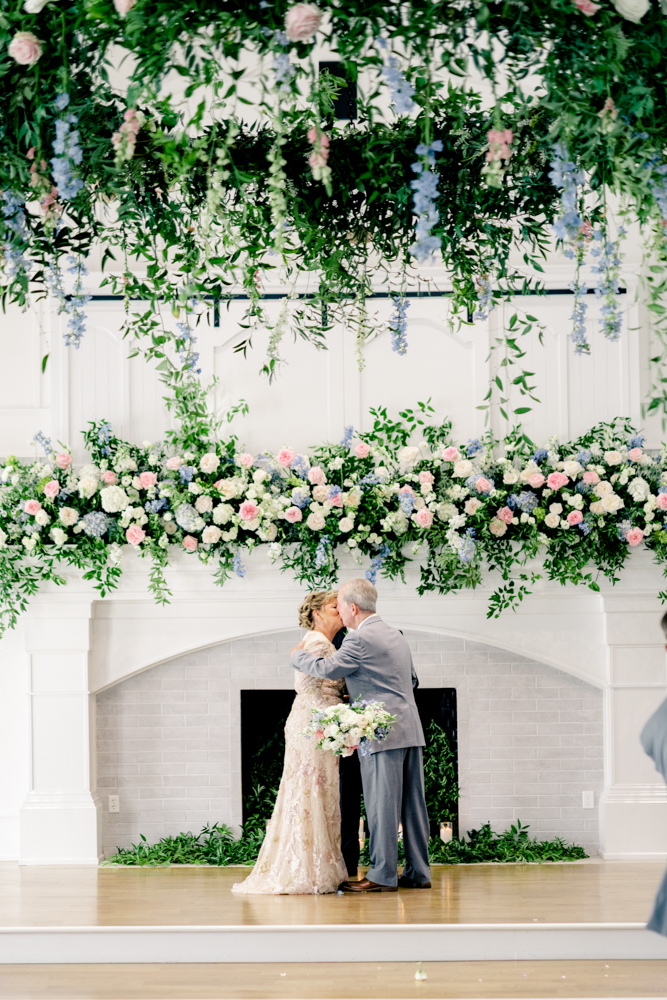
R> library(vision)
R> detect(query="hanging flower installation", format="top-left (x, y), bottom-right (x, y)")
top-left (1, 0), bottom-right (667, 405)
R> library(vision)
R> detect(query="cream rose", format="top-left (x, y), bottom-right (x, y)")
top-left (307, 511), bottom-right (326, 531)
top-left (339, 516), bottom-right (354, 533)
top-left (199, 452), bottom-right (220, 475)
top-left (202, 525), bottom-right (222, 545)
top-left (590, 500), bottom-right (605, 515)
top-left (604, 450), bottom-right (624, 466)
top-left (489, 519), bottom-right (507, 537)
top-left (544, 512), bottom-right (560, 528)
top-left (601, 493), bottom-right (624, 513)
top-left (563, 460), bottom-right (582, 478)
top-left (503, 470), bottom-right (519, 485)
top-left (594, 480), bottom-right (614, 498)
top-left (195, 494), bottom-right (213, 513)
top-left (59, 506), bottom-right (80, 526)
top-left (612, 0), bottom-right (650, 20)
top-left (453, 459), bottom-right (473, 477)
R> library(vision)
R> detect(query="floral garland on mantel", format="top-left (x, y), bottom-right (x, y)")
top-left (2, 400), bottom-right (667, 636)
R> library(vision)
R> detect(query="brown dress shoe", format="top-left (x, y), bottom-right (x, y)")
top-left (339, 877), bottom-right (398, 892)
top-left (397, 875), bottom-right (432, 889)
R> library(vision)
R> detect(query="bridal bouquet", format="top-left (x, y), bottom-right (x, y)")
top-left (302, 699), bottom-right (397, 757)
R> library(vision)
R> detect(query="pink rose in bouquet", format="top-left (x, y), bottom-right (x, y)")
top-left (547, 472), bottom-right (569, 490)
top-left (125, 525), bottom-right (145, 546)
top-left (277, 448), bottom-right (296, 467)
top-left (656, 493), bottom-right (667, 511)
top-left (182, 534), bottom-right (198, 551)
top-left (24, 499), bottom-right (41, 515)
top-left (55, 452), bottom-right (72, 470)
top-left (567, 510), bottom-right (584, 526)
top-left (571, 0), bottom-right (600, 14)
top-left (101, 470), bottom-right (117, 485)
top-left (284, 506), bottom-right (303, 523)
top-left (442, 446), bottom-right (460, 462)
top-left (43, 480), bottom-right (60, 499)
top-left (166, 456), bottom-right (182, 471)
top-left (528, 473), bottom-right (545, 489)
top-left (628, 447), bottom-right (643, 462)
top-left (419, 471), bottom-right (435, 486)
top-left (284, 3), bottom-right (322, 42)
top-left (239, 453), bottom-right (254, 469)
top-left (113, 0), bottom-right (137, 15)
top-left (355, 442), bottom-right (371, 459)
top-left (475, 477), bottom-right (493, 494)
top-left (583, 471), bottom-right (600, 485)
top-left (139, 471), bottom-right (158, 489)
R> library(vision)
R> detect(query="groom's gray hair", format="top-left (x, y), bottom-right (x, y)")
top-left (339, 578), bottom-right (377, 612)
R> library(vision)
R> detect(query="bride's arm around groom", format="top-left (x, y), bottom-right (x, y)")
top-left (291, 578), bottom-right (431, 892)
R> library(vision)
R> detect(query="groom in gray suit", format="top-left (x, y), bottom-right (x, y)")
top-left (291, 578), bottom-right (431, 892)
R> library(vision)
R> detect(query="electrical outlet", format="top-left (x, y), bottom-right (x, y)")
top-left (108, 794), bottom-right (120, 813)
top-left (582, 791), bottom-right (594, 809)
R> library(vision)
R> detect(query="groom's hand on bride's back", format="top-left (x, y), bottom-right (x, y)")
top-left (291, 639), bottom-right (306, 655)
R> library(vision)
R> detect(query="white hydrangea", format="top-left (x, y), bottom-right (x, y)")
top-left (49, 527), bottom-right (67, 547)
top-left (100, 486), bottom-right (130, 513)
top-left (213, 503), bottom-right (234, 525)
top-left (436, 502), bottom-right (458, 522)
top-left (77, 476), bottom-right (99, 499)
top-left (627, 477), bottom-right (650, 502)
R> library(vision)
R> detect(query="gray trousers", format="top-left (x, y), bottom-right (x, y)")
top-left (359, 745), bottom-right (431, 887)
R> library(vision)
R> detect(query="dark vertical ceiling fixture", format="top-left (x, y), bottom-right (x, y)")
top-left (318, 61), bottom-right (357, 121)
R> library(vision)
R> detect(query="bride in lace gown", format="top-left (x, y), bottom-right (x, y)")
top-left (232, 591), bottom-right (349, 895)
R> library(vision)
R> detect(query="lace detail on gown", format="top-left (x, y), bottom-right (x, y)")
top-left (231, 631), bottom-right (348, 895)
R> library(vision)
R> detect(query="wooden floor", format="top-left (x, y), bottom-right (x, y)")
top-left (2, 960), bottom-right (667, 999)
top-left (0, 862), bottom-right (663, 927)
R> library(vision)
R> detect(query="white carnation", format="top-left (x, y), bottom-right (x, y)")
top-left (77, 476), bottom-right (99, 499)
top-left (59, 506), bottom-right (80, 526)
top-left (628, 477), bottom-right (650, 502)
top-left (100, 486), bottom-right (130, 513)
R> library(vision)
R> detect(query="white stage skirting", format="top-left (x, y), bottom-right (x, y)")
top-left (2, 922), bottom-right (667, 964)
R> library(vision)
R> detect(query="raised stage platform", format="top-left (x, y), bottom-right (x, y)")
top-left (2, 860), bottom-right (667, 967)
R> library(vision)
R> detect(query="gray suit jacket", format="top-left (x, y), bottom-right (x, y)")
top-left (291, 616), bottom-right (424, 753)
top-left (642, 697), bottom-right (667, 935)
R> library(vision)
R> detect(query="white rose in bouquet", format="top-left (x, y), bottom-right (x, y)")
top-left (199, 452), bottom-right (220, 474)
top-left (59, 506), bottom-right (80, 526)
top-left (202, 525), bottom-right (222, 544)
top-left (453, 459), bottom-right (473, 477)
top-left (612, 0), bottom-right (650, 21)
top-left (601, 493), bottom-right (624, 513)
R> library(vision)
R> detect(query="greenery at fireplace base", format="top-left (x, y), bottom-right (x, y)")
top-left (101, 819), bottom-right (586, 867)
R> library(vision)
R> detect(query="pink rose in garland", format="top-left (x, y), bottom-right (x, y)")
top-left (626, 527), bottom-right (644, 546)
top-left (139, 471), bottom-right (158, 489)
top-left (412, 509), bottom-right (434, 529)
top-left (308, 466), bottom-right (327, 485)
top-left (24, 499), bottom-right (41, 515)
top-left (442, 446), bottom-right (460, 462)
top-left (567, 510), bottom-right (583, 526)
top-left (474, 477), bottom-right (493, 494)
top-left (239, 453), bottom-right (254, 469)
top-left (277, 448), bottom-right (296, 467)
top-left (656, 493), bottom-right (667, 511)
top-left (239, 501), bottom-right (259, 521)
top-left (355, 442), bottom-right (371, 459)
top-left (182, 535), bottom-right (198, 551)
top-left (496, 506), bottom-right (513, 524)
top-left (583, 470), bottom-right (600, 485)
top-left (43, 480), bottom-right (60, 499)
top-left (628, 447), bottom-right (643, 462)
top-left (284, 506), bottom-right (303, 523)
top-left (571, 0), bottom-right (600, 15)
top-left (284, 3), bottom-right (322, 42)
top-left (125, 525), bottom-right (145, 546)
top-left (528, 473), bottom-right (545, 489)
top-left (547, 472), bottom-right (569, 489)
top-left (101, 470), bottom-right (117, 485)
top-left (55, 452), bottom-right (72, 470)
top-left (8, 32), bottom-right (42, 66)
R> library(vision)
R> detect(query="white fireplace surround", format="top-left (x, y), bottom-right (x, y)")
top-left (1, 545), bottom-right (666, 865)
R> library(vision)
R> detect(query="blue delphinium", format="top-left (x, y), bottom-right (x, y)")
top-left (97, 422), bottom-right (112, 455)
top-left (33, 431), bottom-right (53, 455)
top-left (473, 275), bottom-right (494, 322)
top-left (577, 448), bottom-right (592, 465)
top-left (532, 448), bottom-right (548, 464)
top-left (389, 296), bottom-right (409, 354)
top-left (398, 487), bottom-right (416, 514)
top-left (366, 544), bottom-right (390, 584)
top-left (340, 425), bottom-right (354, 448)
top-left (359, 472), bottom-right (381, 491)
top-left (51, 96), bottom-right (84, 201)
top-left (233, 553), bottom-right (246, 578)
top-left (628, 435), bottom-right (645, 449)
top-left (548, 144), bottom-right (585, 244)
top-left (590, 226), bottom-right (624, 342)
top-left (81, 512), bottom-right (109, 538)
top-left (458, 528), bottom-right (476, 563)
top-left (315, 535), bottom-right (330, 569)
top-left (145, 498), bottom-right (169, 513)
top-left (380, 56), bottom-right (416, 115)
top-left (291, 487), bottom-right (311, 509)
top-left (2, 191), bottom-right (32, 278)
top-left (176, 315), bottom-right (201, 375)
top-left (577, 519), bottom-right (592, 535)
top-left (409, 140), bottom-right (443, 264)
top-left (466, 438), bottom-right (483, 457)
top-left (290, 455), bottom-right (309, 478)
top-left (64, 255), bottom-right (92, 349)
top-left (327, 485), bottom-right (342, 501)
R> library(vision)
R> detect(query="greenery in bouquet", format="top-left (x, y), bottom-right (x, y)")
top-left (302, 698), bottom-right (397, 757)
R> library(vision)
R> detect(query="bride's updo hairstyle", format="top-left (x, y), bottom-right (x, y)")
top-left (298, 590), bottom-right (336, 630)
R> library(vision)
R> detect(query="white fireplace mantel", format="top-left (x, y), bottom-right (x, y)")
top-left (3, 545), bottom-right (667, 863)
